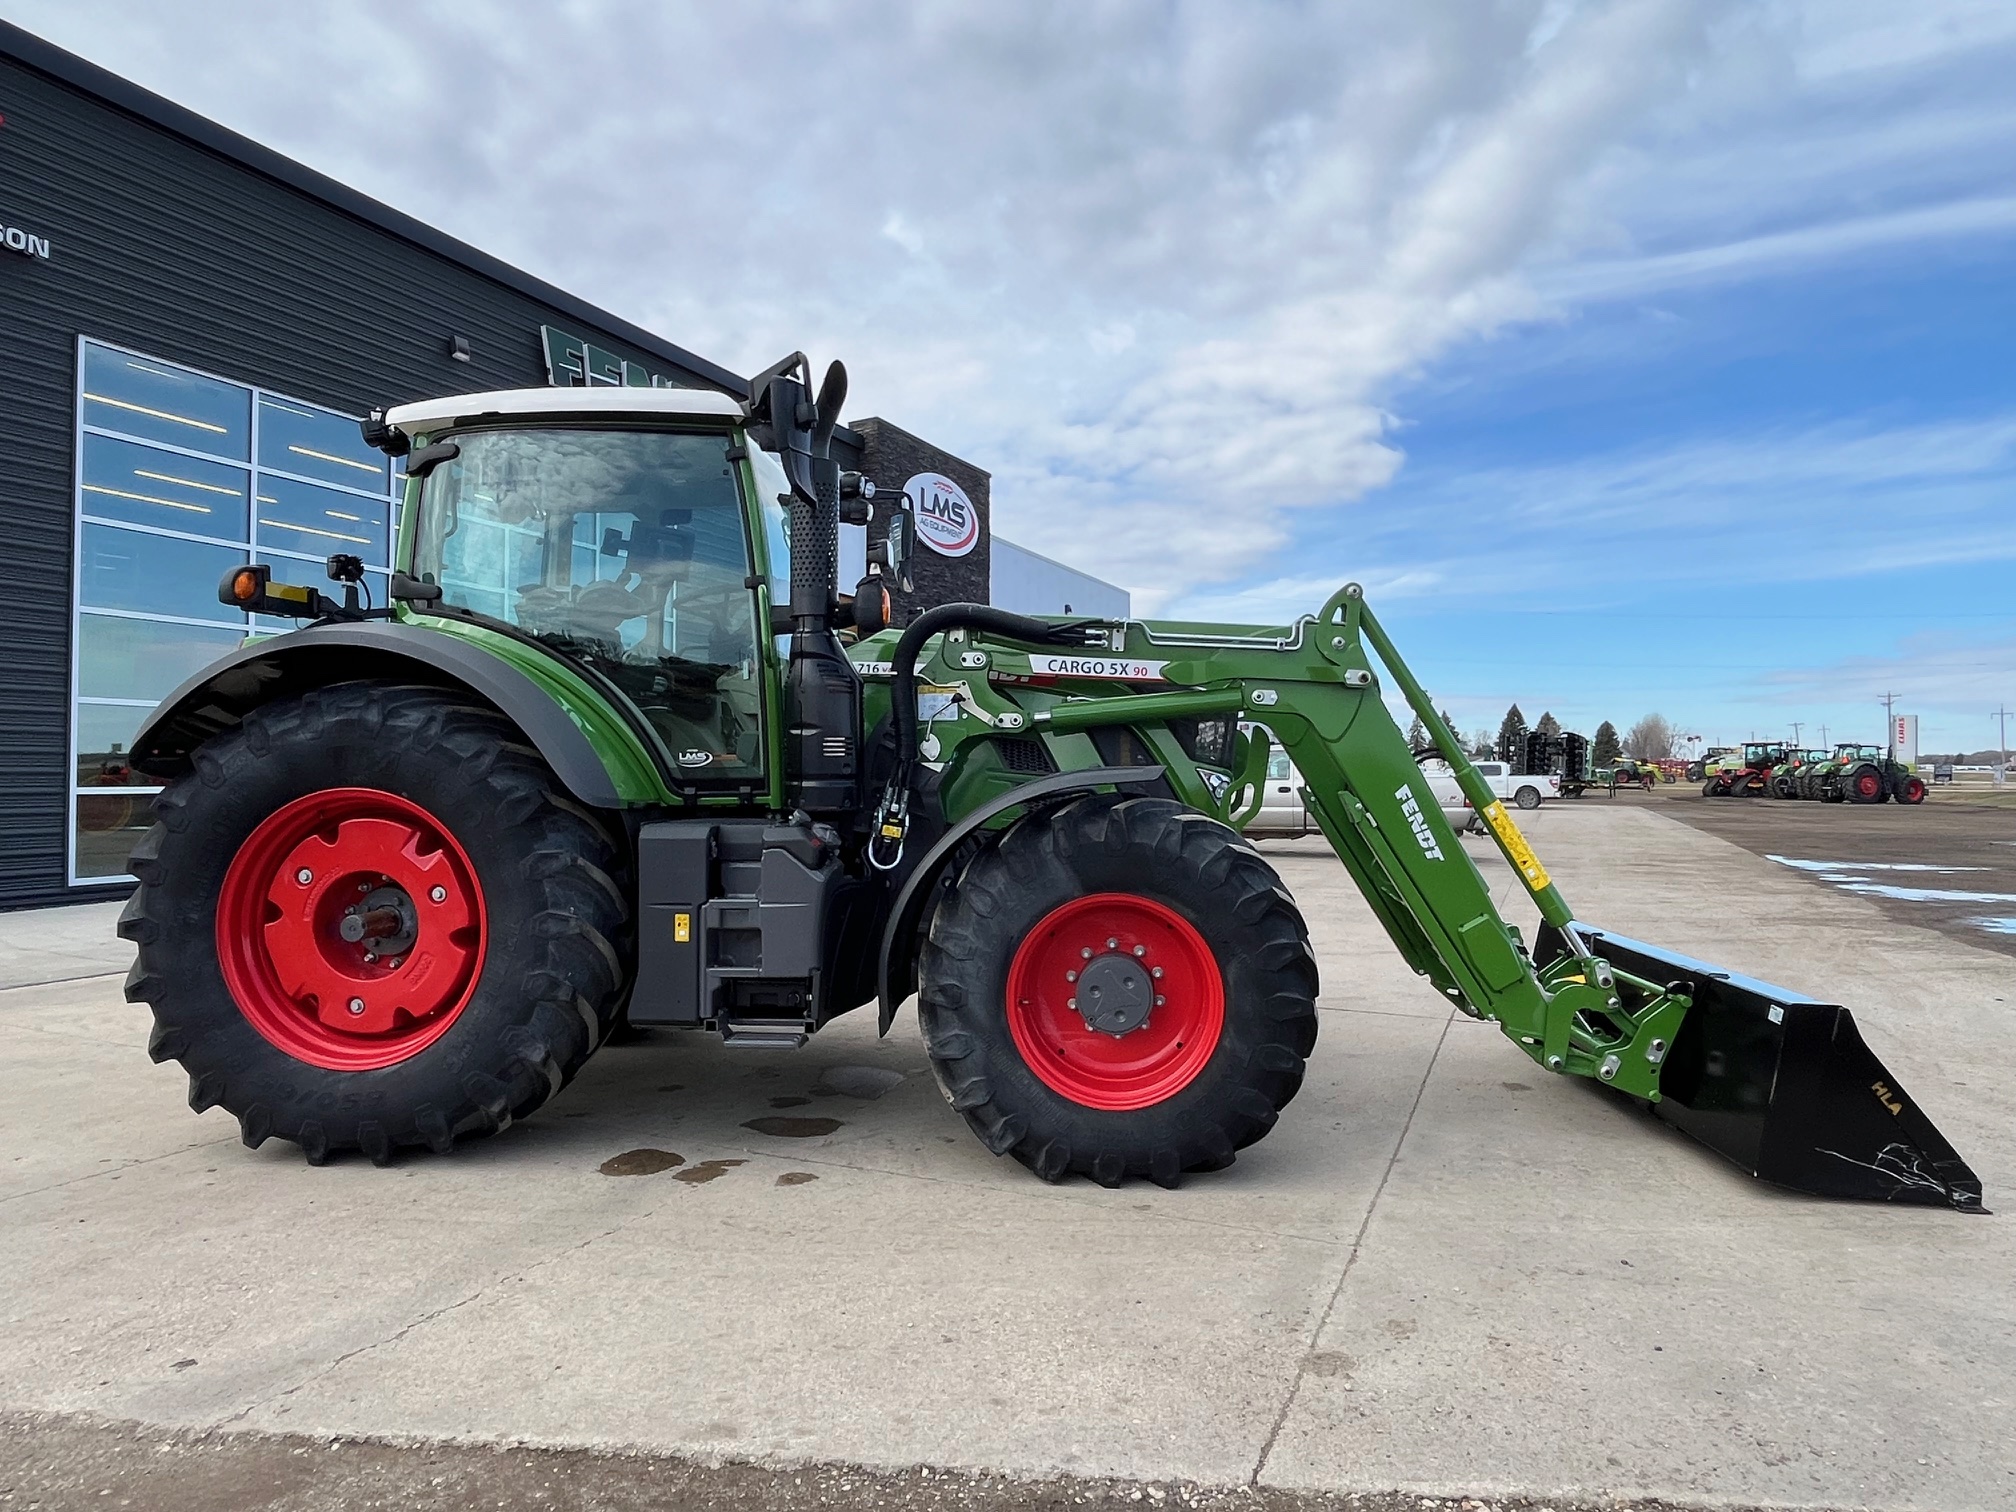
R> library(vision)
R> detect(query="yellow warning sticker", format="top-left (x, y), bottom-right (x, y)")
top-left (1481, 800), bottom-right (1551, 893)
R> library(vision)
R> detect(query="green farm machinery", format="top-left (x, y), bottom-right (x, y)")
top-left (1701, 742), bottom-right (1793, 797)
top-left (1817, 745), bottom-right (1927, 805)
top-left (118, 362), bottom-right (1978, 1208)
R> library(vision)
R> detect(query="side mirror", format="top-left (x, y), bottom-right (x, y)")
top-left (871, 505), bottom-right (914, 593)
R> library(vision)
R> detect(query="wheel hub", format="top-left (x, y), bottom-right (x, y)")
top-left (1073, 951), bottom-right (1156, 1036)
top-left (1005, 893), bottom-right (1224, 1111)
top-left (217, 788), bottom-right (487, 1070)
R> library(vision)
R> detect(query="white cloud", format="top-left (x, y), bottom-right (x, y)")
top-left (7, 0), bottom-right (2014, 615)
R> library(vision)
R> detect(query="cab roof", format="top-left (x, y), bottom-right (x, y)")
top-left (384, 386), bottom-right (746, 436)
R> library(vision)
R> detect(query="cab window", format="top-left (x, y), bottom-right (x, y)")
top-left (412, 427), bottom-right (764, 778)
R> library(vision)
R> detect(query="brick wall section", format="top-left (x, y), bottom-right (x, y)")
top-left (848, 417), bottom-right (991, 626)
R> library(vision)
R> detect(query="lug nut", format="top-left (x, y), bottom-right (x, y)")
top-left (295, 868), bottom-right (313, 885)
top-left (1080, 947), bottom-right (1093, 960)
top-left (1067, 998), bottom-right (1077, 1011)
top-left (1151, 967), bottom-right (1164, 979)
top-left (1132, 945), bottom-right (1146, 957)
top-left (1106, 938), bottom-right (1119, 950)
top-left (1154, 995), bottom-right (1165, 1007)
top-left (347, 997), bottom-right (365, 1016)
top-left (429, 885), bottom-right (447, 903)
top-left (1065, 970), bottom-right (1078, 982)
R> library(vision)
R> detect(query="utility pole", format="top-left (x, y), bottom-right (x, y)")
top-left (1791, 721), bottom-right (1803, 747)
top-left (1879, 692), bottom-right (1901, 759)
top-left (1995, 705), bottom-right (2012, 788)
top-left (1818, 723), bottom-right (1829, 748)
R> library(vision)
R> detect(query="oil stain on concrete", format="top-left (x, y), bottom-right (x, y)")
top-left (599, 1149), bottom-right (684, 1177)
top-left (673, 1158), bottom-right (747, 1185)
top-left (742, 1116), bottom-right (844, 1138)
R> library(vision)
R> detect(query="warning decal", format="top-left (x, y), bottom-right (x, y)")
top-left (1481, 800), bottom-right (1551, 893)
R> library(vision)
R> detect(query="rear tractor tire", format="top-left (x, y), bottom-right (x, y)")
top-left (1845, 765), bottom-right (1885, 804)
top-left (917, 794), bottom-right (1319, 1187)
top-left (119, 684), bottom-right (631, 1166)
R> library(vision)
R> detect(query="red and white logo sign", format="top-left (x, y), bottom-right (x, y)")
top-left (905, 472), bottom-right (979, 558)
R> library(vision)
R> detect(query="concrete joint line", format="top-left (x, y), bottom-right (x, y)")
top-left (1248, 1007), bottom-right (1456, 1488)
top-left (0, 1134), bottom-right (239, 1209)
top-left (0, 968), bottom-right (129, 995)
top-left (215, 1204), bottom-right (667, 1429)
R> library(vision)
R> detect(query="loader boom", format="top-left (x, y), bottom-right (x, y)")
top-left (862, 582), bottom-right (1983, 1210)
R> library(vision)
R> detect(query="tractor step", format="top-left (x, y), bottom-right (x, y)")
top-left (718, 1018), bottom-right (811, 1049)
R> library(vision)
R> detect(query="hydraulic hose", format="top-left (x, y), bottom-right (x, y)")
top-left (868, 603), bottom-right (1107, 870)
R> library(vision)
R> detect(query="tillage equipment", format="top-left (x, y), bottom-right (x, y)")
top-left (119, 359), bottom-right (1982, 1209)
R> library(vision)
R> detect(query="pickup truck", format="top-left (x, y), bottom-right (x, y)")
top-left (1248, 751), bottom-right (1549, 839)
top-left (1421, 759), bottom-right (1557, 812)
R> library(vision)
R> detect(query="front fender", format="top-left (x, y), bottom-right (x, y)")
top-left (130, 620), bottom-right (662, 808)
top-left (875, 765), bottom-right (1168, 1033)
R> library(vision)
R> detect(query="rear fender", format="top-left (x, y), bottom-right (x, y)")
top-left (875, 766), bottom-right (1168, 1032)
top-left (129, 621), bottom-right (649, 809)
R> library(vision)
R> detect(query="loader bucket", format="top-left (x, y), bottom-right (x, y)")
top-left (1539, 925), bottom-right (1986, 1212)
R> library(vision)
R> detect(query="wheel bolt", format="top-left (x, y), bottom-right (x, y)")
top-left (295, 868), bottom-right (313, 885)
top-left (1065, 970), bottom-right (1078, 982)
top-left (1106, 938), bottom-right (1118, 949)
top-left (1152, 966), bottom-right (1164, 979)
top-left (1132, 945), bottom-right (1146, 957)
top-left (1155, 995), bottom-right (1166, 1007)
top-left (1067, 997), bottom-right (1077, 1011)
top-left (429, 885), bottom-right (447, 903)
top-left (347, 997), bottom-right (365, 1015)
top-left (1080, 947), bottom-right (1093, 960)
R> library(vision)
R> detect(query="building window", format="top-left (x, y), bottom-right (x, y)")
top-left (69, 339), bottom-right (402, 885)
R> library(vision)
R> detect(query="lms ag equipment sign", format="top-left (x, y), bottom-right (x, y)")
top-left (905, 472), bottom-right (979, 558)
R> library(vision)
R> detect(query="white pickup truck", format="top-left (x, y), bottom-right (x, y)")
top-left (1418, 759), bottom-right (1558, 825)
top-left (1250, 752), bottom-right (1552, 839)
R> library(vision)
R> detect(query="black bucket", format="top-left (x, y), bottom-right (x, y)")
top-left (1537, 924), bottom-right (1986, 1212)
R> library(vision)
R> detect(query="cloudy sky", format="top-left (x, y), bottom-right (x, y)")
top-left (10, 0), bottom-right (2014, 752)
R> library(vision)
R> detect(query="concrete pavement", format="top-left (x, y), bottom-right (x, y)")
top-left (2, 804), bottom-right (2010, 1510)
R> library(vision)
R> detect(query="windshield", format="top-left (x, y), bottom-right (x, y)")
top-left (411, 426), bottom-right (765, 779)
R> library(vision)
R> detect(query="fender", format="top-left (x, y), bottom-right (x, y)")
top-left (876, 765), bottom-right (1168, 1033)
top-left (130, 620), bottom-right (643, 808)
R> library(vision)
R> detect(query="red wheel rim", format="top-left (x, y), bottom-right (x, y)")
top-left (216, 788), bottom-right (487, 1071)
top-left (1856, 771), bottom-right (1881, 799)
top-left (1005, 893), bottom-right (1224, 1111)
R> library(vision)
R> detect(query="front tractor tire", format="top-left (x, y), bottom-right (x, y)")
top-left (917, 795), bottom-right (1319, 1187)
top-left (119, 685), bottom-right (630, 1165)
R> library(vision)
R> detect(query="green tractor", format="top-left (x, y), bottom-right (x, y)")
top-left (1769, 749), bottom-right (1830, 799)
top-left (1820, 745), bottom-right (1927, 805)
top-left (1701, 742), bottom-right (1792, 797)
top-left (116, 361), bottom-right (1977, 1207)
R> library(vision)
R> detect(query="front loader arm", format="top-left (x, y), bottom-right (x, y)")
top-left (1021, 584), bottom-right (1684, 1098)
top-left (886, 583), bottom-right (1981, 1208)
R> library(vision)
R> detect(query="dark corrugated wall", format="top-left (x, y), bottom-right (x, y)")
top-left (0, 55), bottom-right (717, 908)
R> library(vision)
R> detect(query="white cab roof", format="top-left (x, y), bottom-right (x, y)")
top-left (384, 386), bottom-right (746, 435)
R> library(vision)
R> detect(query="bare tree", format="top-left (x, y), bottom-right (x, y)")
top-left (1624, 713), bottom-right (1677, 760)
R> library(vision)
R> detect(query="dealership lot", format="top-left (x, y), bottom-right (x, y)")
top-left (3, 803), bottom-right (2011, 1511)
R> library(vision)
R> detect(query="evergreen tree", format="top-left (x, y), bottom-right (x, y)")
top-left (1496, 704), bottom-right (1528, 765)
top-left (1536, 711), bottom-right (1562, 737)
top-left (1404, 714), bottom-right (1427, 751)
top-left (1592, 720), bottom-right (1621, 766)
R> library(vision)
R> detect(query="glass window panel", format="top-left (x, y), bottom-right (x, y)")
top-left (75, 794), bottom-right (156, 882)
top-left (75, 702), bottom-right (156, 787)
top-left (79, 523), bottom-right (247, 623)
top-left (258, 396), bottom-right (389, 491)
top-left (80, 432), bottom-right (249, 540)
top-left (413, 429), bottom-right (765, 775)
top-left (81, 343), bottom-right (250, 459)
top-left (77, 614), bottom-right (244, 701)
top-left (256, 474), bottom-right (390, 563)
